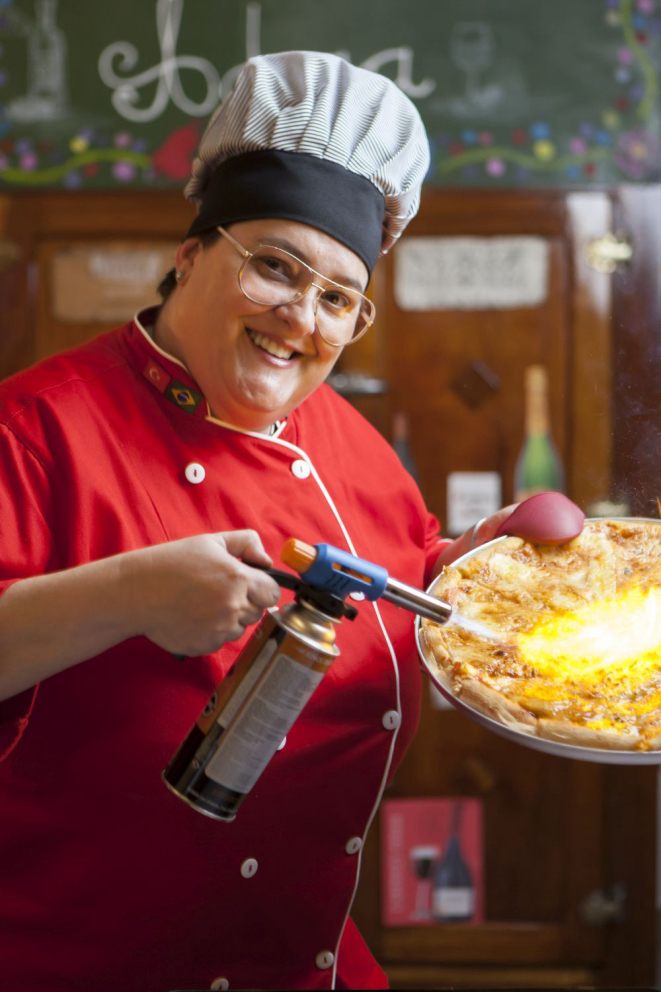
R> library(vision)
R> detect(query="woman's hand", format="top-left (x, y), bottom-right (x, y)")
top-left (123, 530), bottom-right (281, 657)
top-left (470, 505), bottom-right (520, 547)
top-left (432, 505), bottom-right (519, 576)
top-left (432, 492), bottom-right (586, 577)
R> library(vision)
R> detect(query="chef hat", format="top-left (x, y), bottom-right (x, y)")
top-left (184, 51), bottom-right (430, 275)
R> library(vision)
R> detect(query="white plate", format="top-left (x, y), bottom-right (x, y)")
top-left (415, 518), bottom-right (661, 765)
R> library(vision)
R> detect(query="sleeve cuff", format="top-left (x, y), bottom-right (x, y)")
top-left (424, 538), bottom-right (454, 586)
top-left (0, 685), bottom-right (38, 760)
top-left (0, 578), bottom-right (39, 760)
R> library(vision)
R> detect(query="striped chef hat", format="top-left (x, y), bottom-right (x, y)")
top-left (184, 51), bottom-right (430, 275)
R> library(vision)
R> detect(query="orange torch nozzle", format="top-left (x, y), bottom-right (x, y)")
top-left (281, 538), bottom-right (317, 575)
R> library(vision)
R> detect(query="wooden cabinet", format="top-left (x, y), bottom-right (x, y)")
top-left (0, 187), bottom-right (658, 988)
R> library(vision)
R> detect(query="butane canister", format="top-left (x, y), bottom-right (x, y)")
top-left (163, 590), bottom-right (347, 821)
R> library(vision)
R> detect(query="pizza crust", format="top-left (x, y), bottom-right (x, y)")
top-left (536, 718), bottom-right (640, 751)
top-left (456, 678), bottom-right (537, 735)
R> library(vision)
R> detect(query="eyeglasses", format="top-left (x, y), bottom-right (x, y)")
top-left (216, 226), bottom-right (376, 347)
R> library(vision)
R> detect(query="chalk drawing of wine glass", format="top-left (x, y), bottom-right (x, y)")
top-left (449, 21), bottom-right (503, 117)
top-left (7, 0), bottom-right (69, 123)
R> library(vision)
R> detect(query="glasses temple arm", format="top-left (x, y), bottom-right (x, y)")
top-left (216, 225), bottom-right (252, 259)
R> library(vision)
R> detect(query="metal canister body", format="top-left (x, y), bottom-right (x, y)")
top-left (163, 597), bottom-right (340, 821)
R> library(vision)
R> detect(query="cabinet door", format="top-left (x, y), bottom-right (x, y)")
top-left (346, 189), bottom-right (657, 988)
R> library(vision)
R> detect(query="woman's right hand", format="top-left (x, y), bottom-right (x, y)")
top-left (123, 530), bottom-right (281, 657)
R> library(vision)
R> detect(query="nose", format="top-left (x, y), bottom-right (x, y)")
top-left (271, 286), bottom-right (318, 336)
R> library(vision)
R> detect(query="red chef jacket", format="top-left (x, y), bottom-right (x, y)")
top-left (0, 310), bottom-right (448, 992)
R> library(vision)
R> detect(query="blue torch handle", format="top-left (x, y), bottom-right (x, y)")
top-left (300, 543), bottom-right (388, 601)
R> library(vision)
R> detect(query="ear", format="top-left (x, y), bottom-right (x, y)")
top-left (174, 237), bottom-right (203, 273)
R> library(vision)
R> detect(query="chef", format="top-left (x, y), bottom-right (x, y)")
top-left (0, 52), bottom-right (518, 992)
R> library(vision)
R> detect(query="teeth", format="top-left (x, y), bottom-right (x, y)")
top-left (248, 329), bottom-right (295, 360)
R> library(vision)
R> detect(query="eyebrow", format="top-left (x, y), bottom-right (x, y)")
top-left (255, 236), bottom-right (366, 293)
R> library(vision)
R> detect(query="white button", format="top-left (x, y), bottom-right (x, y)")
top-left (185, 462), bottom-right (205, 484)
top-left (240, 858), bottom-right (258, 878)
top-left (382, 710), bottom-right (401, 730)
top-left (210, 979), bottom-right (229, 991)
top-left (291, 459), bottom-right (311, 479)
top-left (315, 950), bottom-right (334, 970)
top-left (345, 836), bottom-right (363, 855)
top-left (277, 735), bottom-right (287, 751)
top-left (349, 591), bottom-right (365, 602)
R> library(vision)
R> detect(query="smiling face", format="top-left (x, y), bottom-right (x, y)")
top-left (153, 219), bottom-right (370, 433)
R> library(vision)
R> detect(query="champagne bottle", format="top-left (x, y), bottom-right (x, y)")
top-left (514, 365), bottom-right (564, 500)
top-left (392, 412), bottom-right (419, 483)
top-left (432, 803), bottom-right (474, 923)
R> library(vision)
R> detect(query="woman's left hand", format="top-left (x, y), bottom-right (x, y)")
top-left (432, 504), bottom-right (518, 576)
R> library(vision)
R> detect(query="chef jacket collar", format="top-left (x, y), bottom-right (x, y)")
top-left (125, 308), bottom-right (287, 436)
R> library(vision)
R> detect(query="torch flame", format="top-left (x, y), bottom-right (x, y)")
top-left (517, 585), bottom-right (661, 682)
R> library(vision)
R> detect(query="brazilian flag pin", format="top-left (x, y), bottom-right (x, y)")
top-left (165, 381), bottom-right (203, 413)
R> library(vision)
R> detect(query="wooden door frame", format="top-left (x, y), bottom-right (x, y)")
top-left (611, 184), bottom-right (661, 519)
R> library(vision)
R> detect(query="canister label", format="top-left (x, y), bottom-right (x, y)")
top-left (216, 637), bottom-right (279, 729)
top-left (204, 650), bottom-right (325, 794)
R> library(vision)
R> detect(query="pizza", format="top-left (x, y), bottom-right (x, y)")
top-left (419, 519), bottom-right (661, 751)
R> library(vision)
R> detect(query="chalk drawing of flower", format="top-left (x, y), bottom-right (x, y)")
top-left (614, 127), bottom-right (661, 179)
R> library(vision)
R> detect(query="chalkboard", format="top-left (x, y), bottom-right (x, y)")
top-left (0, 0), bottom-right (658, 191)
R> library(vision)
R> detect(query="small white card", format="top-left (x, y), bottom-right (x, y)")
top-left (429, 682), bottom-right (454, 710)
top-left (447, 472), bottom-right (502, 537)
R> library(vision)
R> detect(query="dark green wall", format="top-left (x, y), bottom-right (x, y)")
top-left (0, 0), bottom-right (658, 191)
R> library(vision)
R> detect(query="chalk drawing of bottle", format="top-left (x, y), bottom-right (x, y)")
top-left (9, 0), bottom-right (69, 122)
top-left (449, 21), bottom-right (502, 117)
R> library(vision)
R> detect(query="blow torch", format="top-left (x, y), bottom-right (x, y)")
top-left (163, 538), bottom-right (487, 822)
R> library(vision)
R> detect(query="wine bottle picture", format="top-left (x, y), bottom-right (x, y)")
top-left (514, 364), bottom-right (565, 501)
top-left (431, 802), bottom-right (475, 923)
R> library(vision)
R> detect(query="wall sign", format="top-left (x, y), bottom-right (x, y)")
top-left (50, 242), bottom-right (178, 323)
top-left (394, 236), bottom-right (549, 311)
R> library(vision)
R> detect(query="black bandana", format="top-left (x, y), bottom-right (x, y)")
top-left (185, 149), bottom-right (385, 276)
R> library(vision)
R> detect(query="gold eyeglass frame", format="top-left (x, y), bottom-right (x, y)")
top-left (216, 225), bottom-right (375, 347)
